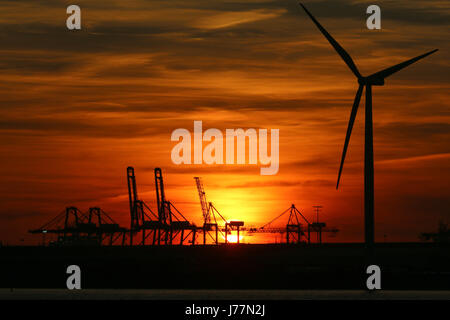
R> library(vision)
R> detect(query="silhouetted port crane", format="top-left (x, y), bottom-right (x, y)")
top-left (127, 166), bottom-right (159, 245)
top-left (194, 177), bottom-right (244, 244)
top-left (194, 177), bottom-right (227, 244)
top-left (29, 206), bottom-right (127, 246)
top-left (155, 168), bottom-right (197, 245)
top-left (88, 207), bottom-right (128, 245)
top-left (127, 167), bottom-right (196, 246)
top-left (225, 221), bottom-right (245, 244)
top-left (249, 204), bottom-right (338, 244)
top-left (257, 204), bottom-right (309, 243)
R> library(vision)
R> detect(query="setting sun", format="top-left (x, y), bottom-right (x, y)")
top-left (223, 234), bottom-right (244, 244)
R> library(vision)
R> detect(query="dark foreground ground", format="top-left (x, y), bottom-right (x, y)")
top-left (1, 289), bottom-right (450, 300)
top-left (1, 243), bottom-right (449, 290)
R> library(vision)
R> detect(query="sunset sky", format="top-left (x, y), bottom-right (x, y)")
top-left (0, 0), bottom-right (448, 244)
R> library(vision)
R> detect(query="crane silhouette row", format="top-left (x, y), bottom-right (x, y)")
top-left (29, 167), bottom-right (337, 246)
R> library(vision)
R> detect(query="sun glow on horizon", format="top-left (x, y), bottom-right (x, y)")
top-left (222, 234), bottom-right (244, 243)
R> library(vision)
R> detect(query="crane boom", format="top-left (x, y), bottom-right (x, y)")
top-left (127, 166), bottom-right (142, 230)
top-left (155, 167), bottom-right (169, 224)
top-left (194, 177), bottom-right (210, 223)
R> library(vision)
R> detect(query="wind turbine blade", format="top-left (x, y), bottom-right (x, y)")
top-left (337, 84), bottom-right (364, 189)
top-left (300, 3), bottom-right (362, 79)
top-left (369, 49), bottom-right (438, 80)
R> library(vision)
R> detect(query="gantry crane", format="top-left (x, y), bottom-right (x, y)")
top-left (155, 168), bottom-right (196, 245)
top-left (127, 166), bottom-right (196, 246)
top-left (248, 204), bottom-right (339, 244)
top-left (194, 177), bottom-right (230, 244)
top-left (127, 166), bottom-right (159, 245)
top-left (29, 206), bottom-right (127, 246)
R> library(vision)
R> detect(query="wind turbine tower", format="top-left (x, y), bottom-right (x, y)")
top-left (300, 3), bottom-right (438, 249)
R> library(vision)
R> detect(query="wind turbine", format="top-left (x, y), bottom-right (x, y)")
top-left (299, 3), bottom-right (438, 249)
